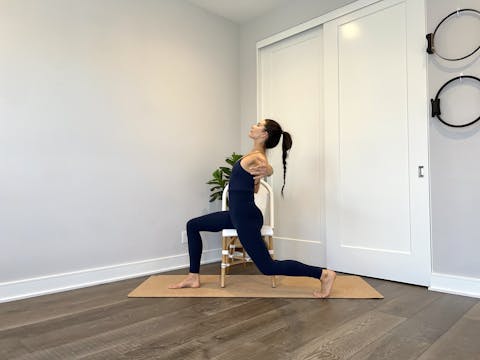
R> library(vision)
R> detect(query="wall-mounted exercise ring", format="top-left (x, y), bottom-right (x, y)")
top-left (426, 8), bottom-right (480, 61)
top-left (431, 75), bottom-right (480, 128)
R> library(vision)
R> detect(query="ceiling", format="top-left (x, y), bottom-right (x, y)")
top-left (187, 0), bottom-right (290, 24)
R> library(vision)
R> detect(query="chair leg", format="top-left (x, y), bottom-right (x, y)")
top-left (242, 240), bottom-right (247, 268)
top-left (221, 236), bottom-right (229, 288)
top-left (227, 237), bottom-right (236, 274)
top-left (225, 241), bottom-right (230, 275)
top-left (268, 236), bottom-right (276, 288)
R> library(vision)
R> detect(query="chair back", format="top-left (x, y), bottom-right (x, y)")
top-left (222, 180), bottom-right (274, 228)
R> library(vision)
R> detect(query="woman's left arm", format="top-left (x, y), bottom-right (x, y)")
top-left (248, 157), bottom-right (273, 180)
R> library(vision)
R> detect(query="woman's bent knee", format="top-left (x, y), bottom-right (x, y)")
top-left (257, 261), bottom-right (276, 276)
top-left (187, 218), bottom-right (199, 232)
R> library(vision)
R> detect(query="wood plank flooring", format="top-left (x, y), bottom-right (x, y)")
top-left (0, 263), bottom-right (478, 360)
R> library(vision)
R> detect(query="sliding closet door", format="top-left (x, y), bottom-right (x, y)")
top-left (258, 27), bottom-right (325, 266)
top-left (324, 0), bottom-right (431, 285)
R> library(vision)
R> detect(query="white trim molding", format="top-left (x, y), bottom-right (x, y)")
top-left (429, 272), bottom-right (480, 299)
top-left (0, 249), bottom-right (221, 303)
top-left (256, 0), bottom-right (383, 49)
top-left (272, 237), bottom-right (325, 268)
top-left (274, 236), bottom-right (323, 244)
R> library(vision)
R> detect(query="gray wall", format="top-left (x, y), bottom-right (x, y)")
top-left (427, 0), bottom-right (480, 278)
top-left (240, 0), bottom-right (480, 281)
top-left (0, 0), bottom-right (239, 283)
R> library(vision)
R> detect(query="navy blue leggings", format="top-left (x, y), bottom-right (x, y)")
top-left (186, 210), bottom-right (322, 279)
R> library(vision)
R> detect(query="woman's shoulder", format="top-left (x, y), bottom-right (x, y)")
top-left (241, 151), bottom-right (267, 167)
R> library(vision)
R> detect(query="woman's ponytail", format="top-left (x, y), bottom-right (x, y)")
top-left (263, 119), bottom-right (293, 197)
top-left (281, 131), bottom-right (292, 197)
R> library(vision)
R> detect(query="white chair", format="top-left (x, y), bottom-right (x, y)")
top-left (220, 179), bottom-right (276, 288)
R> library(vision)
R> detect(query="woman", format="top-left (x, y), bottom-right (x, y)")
top-left (169, 119), bottom-right (336, 298)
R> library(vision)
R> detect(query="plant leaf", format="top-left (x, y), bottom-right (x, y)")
top-left (207, 152), bottom-right (243, 201)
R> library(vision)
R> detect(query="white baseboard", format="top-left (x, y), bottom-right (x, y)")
top-left (429, 272), bottom-right (480, 299)
top-left (0, 249), bottom-right (221, 303)
top-left (273, 237), bottom-right (326, 268)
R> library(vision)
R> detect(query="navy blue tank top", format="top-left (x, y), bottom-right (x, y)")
top-left (228, 157), bottom-right (262, 228)
top-left (229, 160), bottom-right (254, 193)
top-left (228, 160), bottom-right (263, 225)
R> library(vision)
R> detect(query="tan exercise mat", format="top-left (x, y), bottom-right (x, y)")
top-left (128, 275), bottom-right (383, 299)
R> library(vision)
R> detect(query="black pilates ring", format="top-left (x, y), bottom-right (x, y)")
top-left (426, 8), bottom-right (480, 61)
top-left (431, 75), bottom-right (480, 128)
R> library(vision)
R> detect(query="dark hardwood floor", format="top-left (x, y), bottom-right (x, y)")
top-left (1, 263), bottom-right (479, 360)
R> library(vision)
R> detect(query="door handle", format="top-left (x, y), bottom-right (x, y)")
top-left (418, 166), bottom-right (424, 178)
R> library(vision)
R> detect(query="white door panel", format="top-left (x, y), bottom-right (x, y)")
top-left (325, 0), bottom-right (431, 285)
top-left (259, 28), bottom-right (325, 265)
top-left (338, 2), bottom-right (410, 253)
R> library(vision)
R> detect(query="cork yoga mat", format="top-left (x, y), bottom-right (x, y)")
top-left (128, 275), bottom-right (383, 299)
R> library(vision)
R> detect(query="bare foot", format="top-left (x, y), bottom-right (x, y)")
top-left (168, 273), bottom-right (200, 289)
top-left (313, 269), bottom-right (336, 298)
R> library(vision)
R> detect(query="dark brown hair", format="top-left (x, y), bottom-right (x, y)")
top-left (264, 119), bottom-right (292, 196)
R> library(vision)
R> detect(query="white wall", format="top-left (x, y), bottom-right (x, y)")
top-left (427, 0), bottom-right (480, 284)
top-left (0, 0), bottom-right (239, 299)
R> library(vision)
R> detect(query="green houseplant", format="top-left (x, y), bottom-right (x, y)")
top-left (207, 152), bottom-right (243, 202)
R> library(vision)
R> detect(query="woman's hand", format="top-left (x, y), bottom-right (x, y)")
top-left (254, 179), bottom-right (260, 193)
top-left (248, 159), bottom-right (273, 181)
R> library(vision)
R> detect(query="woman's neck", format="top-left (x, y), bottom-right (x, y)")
top-left (250, 144), bottom-right (266, 154)
top-left (250, 138), bottom-right (266, 154)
